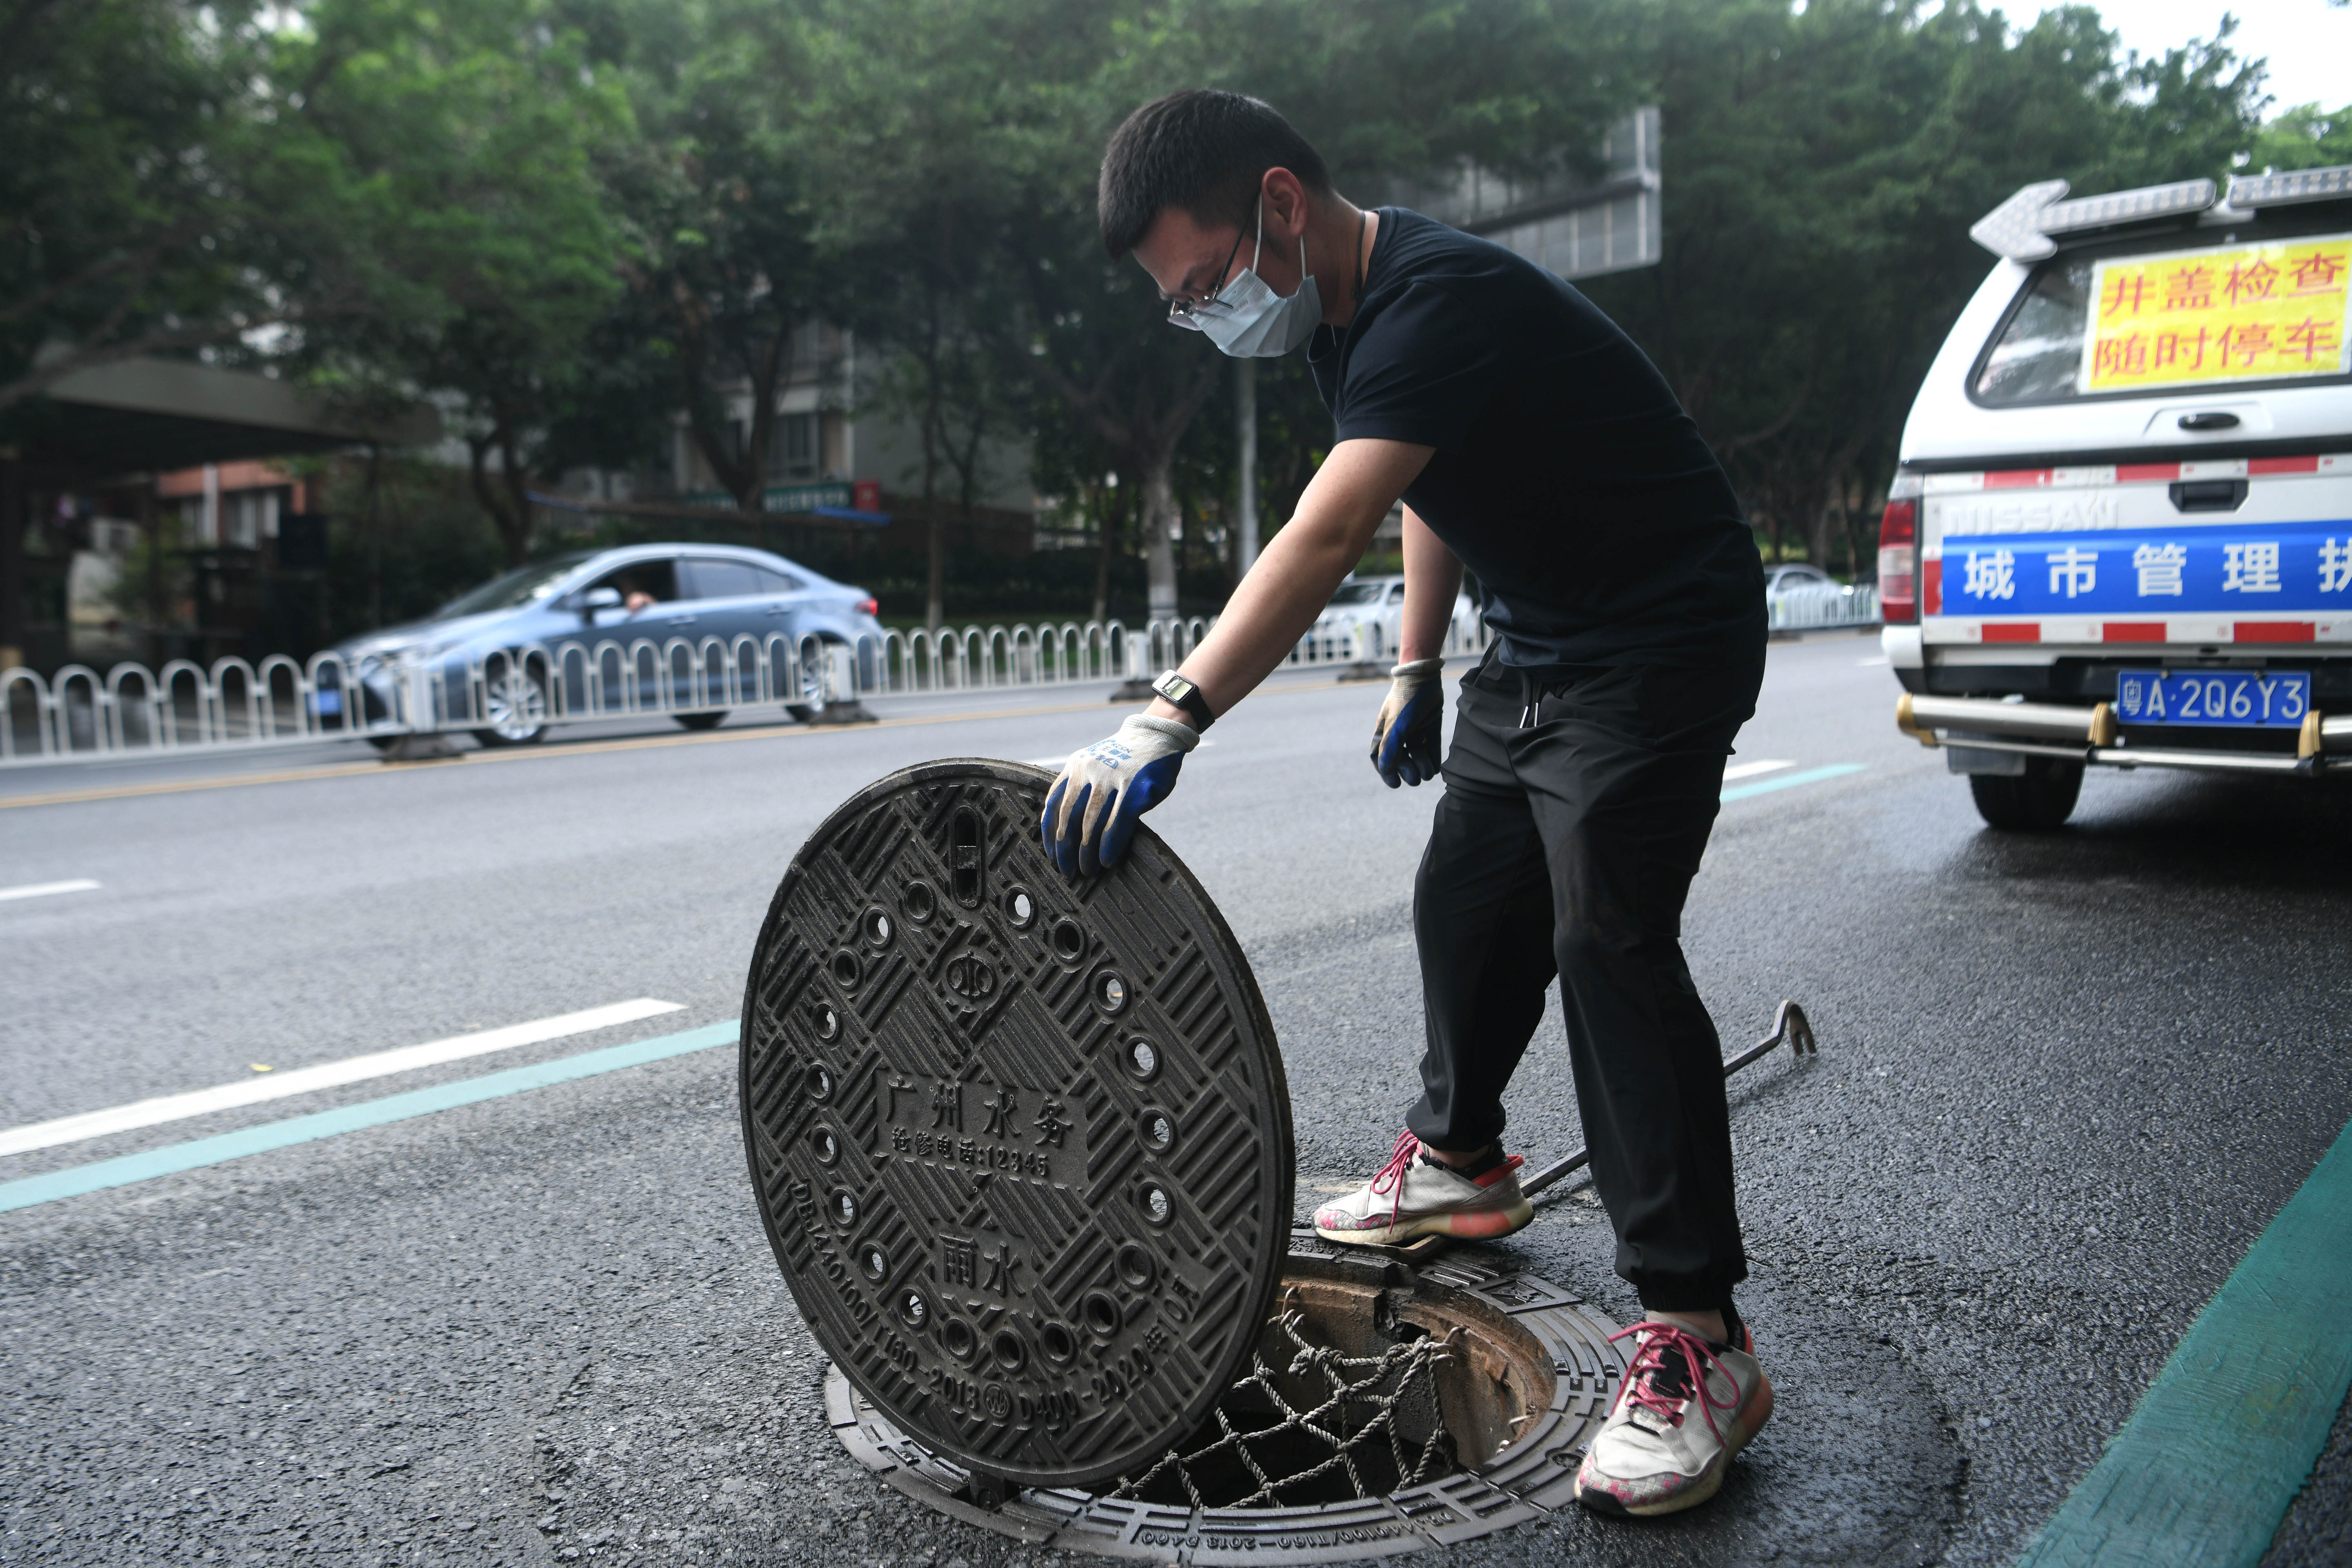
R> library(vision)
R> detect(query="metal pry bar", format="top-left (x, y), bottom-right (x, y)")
top-left (1520, 1000), bottom-right (1817, 1202)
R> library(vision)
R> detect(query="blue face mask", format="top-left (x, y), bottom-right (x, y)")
top-left (1166, 197), bottom-right (1322, 359)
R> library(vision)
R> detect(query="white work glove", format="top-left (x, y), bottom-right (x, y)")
top-left (1369, 658), bottom-right (1444, 787)
top-left (1040, 714), bottom-right (1199, 877)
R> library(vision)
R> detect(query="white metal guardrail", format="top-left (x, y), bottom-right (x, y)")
top-left (0, 615), bottom-right (1491, 767)
top-left (1768, 582), bottom-right (1881, 633)
top-left (0, 588), bottom-right (1871, 767)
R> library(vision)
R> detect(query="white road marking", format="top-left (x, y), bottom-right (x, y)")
top-left (0, 879), bottom-right (101, 903)
top-left (0, 999), bottom-right (686, 1158)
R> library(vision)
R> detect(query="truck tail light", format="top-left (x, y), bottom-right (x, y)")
top-left (1877, 498), bottom-right (1917, 624)
top-left (856, 597), bottom-right (879, 617)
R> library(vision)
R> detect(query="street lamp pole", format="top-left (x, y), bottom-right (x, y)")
top-left (1235, 359), bottom-right (1259, 573)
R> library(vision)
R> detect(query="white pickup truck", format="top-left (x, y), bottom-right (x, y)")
top-left (1881, 165), bottom-right (2352, 828)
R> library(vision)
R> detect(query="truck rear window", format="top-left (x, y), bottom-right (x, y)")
top-left (1973, 231), bottom-right (2351, 406)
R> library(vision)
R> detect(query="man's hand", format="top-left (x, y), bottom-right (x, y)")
top-left (1370, 658), bottom-right (1444, 786)
top-left (1041, 714), bottom-right (1199, 876)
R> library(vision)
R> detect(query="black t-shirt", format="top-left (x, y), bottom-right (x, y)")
top-left (1308, 207), bottom-right (1763, 669)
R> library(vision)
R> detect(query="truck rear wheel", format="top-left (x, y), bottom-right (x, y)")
top-left (1969, 756), bottom-right (2082, 831)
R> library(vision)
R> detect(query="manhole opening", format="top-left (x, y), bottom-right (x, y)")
top-left (1110, 1274), bottom-right (1504, 1508)
top-left (828, 1247), bottom-right (1621, 1561)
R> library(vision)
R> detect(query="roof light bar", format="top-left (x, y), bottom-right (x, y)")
top-left (2227, 164), bottom-right (2352, 209)
top-left (1970, 177), bottom-right (2229, 261)
top-left (2037, 178), bottom-right (2217, 234)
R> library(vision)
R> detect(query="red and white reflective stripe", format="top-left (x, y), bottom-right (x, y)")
top-left (1926, 453), bottom-right (2348, 491)
top-left (1924, 618), bottom-right (2347, 644)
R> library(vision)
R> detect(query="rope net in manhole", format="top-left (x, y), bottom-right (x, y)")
top-left (1105, 1293), bottom-right (1464, 1510)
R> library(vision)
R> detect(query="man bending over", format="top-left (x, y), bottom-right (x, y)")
top-left (1042, 89), bottom-right (1770, 1518)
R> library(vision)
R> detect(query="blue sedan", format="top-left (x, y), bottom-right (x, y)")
top-left (329, 543), bottom-right (886, 745)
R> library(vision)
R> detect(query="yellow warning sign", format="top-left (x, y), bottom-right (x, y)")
top-left (2082, 234), bottom-right (2350, 393)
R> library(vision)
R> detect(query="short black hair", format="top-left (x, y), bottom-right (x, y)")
top-left (1097, 90), bottom-right (1334, 261)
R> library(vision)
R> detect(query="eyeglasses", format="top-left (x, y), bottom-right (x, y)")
top-left (1163, 217), bottom-right (1252, 326)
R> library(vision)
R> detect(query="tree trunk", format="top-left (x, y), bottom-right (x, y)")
top-left (1804, 485), bottom-right (1837, 572)
top-left (140, 482), bottom-right (165, 665)
top-left (1234, 358), bottom-right (1259, 577)
top-left (501, 427), bottom-right (533, 565)
top-left (1091, 483), bottom-right (1117, 626)
top-left (1139, 453), bottom-right (1178, 620)
top-left (925, 518), bottom-right (946, 631)
top-left (0, 450), bottom-right (24, 670)
top-left (1846, 477), bottom-right (1875, 582)
top-left (733, 325), bottom-right (792, 514)
top-left (468, 431), bottom-right (532, 568)
top-left (364, 445), bottom-right (384, 631)
top-left (921, 298), bottom-right (945, 632)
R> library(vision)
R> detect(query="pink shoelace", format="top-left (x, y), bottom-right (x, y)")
top-left (1367, 1130), bottom-right (1423, 1228)
top-left (1605, 1320), bottom-right (1740, 1441)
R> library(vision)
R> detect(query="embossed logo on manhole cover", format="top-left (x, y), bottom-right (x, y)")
top-left (944, 953), bottom-right (997, 1001)
top-left (740, 759), bottom-right (1295, 1488)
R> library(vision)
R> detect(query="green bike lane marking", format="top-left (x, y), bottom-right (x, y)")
top-left (2017, 1116), bottom-right (2352, 1567)
top-left (1721, 762), bottom-right (1867, 801)
top-left (0, 1021), bottom-right (738, 1215)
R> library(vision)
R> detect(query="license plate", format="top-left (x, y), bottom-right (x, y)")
top-left (2114, 668), bottom-right (2310, 728)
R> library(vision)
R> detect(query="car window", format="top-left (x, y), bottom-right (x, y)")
top-left (582, 558), bottom-right (677, 605)
top-left (431, 552), bottom-right (596, 619)
top-left (1327, 582), bottom-right (1388, 605)
top-left (753, 565), bottom-right (803, 593)
top-left (1974, 227), bottom-right (2352, 407)
top-left (688, 559), bottom-right (767, 599)
top-left (1384, 584), bottom-right (1406, 604)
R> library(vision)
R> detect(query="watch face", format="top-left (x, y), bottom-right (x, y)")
top-left (1157, 675), bottom-right (1193, 701)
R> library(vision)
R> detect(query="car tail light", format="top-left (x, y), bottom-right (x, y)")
top-left (856, 597), bottom-right (879, 617)
top-left (1877, 499), bottom-right (1917, 624)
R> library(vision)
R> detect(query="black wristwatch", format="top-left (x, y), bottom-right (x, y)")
top-left (1150, 668), bottom-right (1215, 731)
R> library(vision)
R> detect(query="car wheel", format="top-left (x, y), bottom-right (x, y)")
top-left (673, 711), bottom-right (726, 731)
top-left (784, 641), bottom-right (834, 722)
top-left (472, 668), bottom-right (550, 747)
top-left (1969, 756), bottom-right (2082, 831)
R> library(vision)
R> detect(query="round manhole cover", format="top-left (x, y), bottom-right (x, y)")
top-left (741, 758), bottom-right (1295, 1488)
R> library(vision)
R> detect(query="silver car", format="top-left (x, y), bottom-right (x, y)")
top-left (328, 543), bottom-right (886, 746)
top-left (1309, 574), bottom-right (1480, 661)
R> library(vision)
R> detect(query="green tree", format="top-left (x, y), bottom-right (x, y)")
top-left (789, 0), bottom-right (1107, 620)
top-left (604, 0), bottom-right (860, 519)
top-left (2249, 101), bottom-right (2352, 171)
top-left (0, 0), bottom-right (354, 410)
top-left (1579, 0), bottom-right (2266, 573)
top-left (284, 0), bottom-right (638, 566)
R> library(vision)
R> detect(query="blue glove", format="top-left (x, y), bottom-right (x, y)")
top-left (1041, 714), bottom-right (1199, 876)
top-left (1370, 658), bottom-right (1444, 788)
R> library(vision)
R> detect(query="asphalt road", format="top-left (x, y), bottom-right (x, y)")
top-left (3, 633), bottom-right (2349, 1567)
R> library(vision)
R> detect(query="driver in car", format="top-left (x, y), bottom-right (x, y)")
top-left (1042, 90), bottom-right (1771, 1520)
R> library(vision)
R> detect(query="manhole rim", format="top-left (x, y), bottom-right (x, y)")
top-left (742, 757), bottom-right (1298, 1490)
top-left (823, 1247), bottom-right (1632, 1564)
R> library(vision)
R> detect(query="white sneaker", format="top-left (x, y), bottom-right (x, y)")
top-left (1311, 1132), bottom-right (1534, 1247)
top-left (1574, 1318), bottom-right (1773, 1517)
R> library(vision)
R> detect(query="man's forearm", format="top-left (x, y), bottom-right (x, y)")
top-left (1398, 507), bottom-right (1462, 664)
top-left (1148, 438), bottom-right (1433, 725)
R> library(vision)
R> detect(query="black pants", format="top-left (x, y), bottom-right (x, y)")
top-left (1406, 646), bottom-right (1764, 1312)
